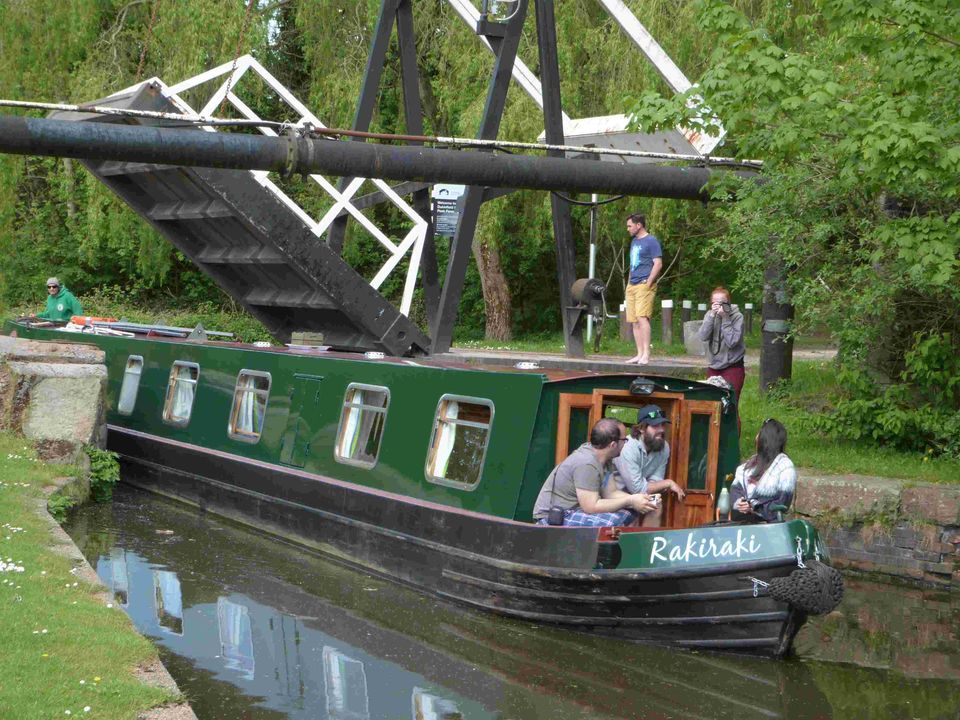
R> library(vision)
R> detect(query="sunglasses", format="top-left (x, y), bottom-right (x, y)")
top-left (47, 284), bottom-right (59, 289)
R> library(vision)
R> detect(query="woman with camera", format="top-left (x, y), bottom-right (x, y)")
top-left (730, 418), bottom-right (796, 522)
top-left (698, 287), bottom-right (746, 408)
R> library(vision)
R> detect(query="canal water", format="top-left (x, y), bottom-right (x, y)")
top-left (63, 485), bottom-right (960, 720)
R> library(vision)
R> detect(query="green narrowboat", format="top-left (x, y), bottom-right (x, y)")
top-left (5, 319), bottom-right (840, 657)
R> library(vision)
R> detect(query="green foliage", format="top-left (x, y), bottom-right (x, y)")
top-left (85, 446), bottom-right (120, 503)
top-left (628, 0), bottom-right (960, 456)
top-left (46, 493), bottom-right (77, 524)
top-left (814, 334), bottom-right (960, 458)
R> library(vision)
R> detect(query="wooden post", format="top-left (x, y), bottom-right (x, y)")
top-left (620, 304), bottom-right (632, 342)
top-left (697, 302), bottom-right (708, 319)
top-left (681, 299), bottom-right (692, 324)
top-left (743, 302), bottom-right (754, 335)
top-left (660, 299), bottom-right (673, 346)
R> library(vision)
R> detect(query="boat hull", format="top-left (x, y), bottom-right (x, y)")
top-left (109, 425), bottom-right (811, 657)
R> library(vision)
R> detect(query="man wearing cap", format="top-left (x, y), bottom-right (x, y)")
top-left (37, 277), bottom-right (82, 322)
top-left (613, 404), bottom-right (685, 527)
top-left (532, 418), bottom-right (658, 527)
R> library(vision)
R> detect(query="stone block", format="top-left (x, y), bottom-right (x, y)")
top-left (901, 485), bottom-right (960, 525)
top-left (919, 561), bottom-right (955, 576)
top-left (794, 474), bottom-right (901, 518)
top-left (1, 341), bottom-right (107, 463)
top-left (891, 527), bottom-right (918, 549)
top-left (0, 335), bottom-right (104, 365)
top-left (682, 320), bottom-right (705, 356)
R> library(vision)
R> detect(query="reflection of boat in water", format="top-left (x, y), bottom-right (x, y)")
top-left (8, 319), bottom-right (839, 657)
top-left (71, 487), bottom-right (837, 720)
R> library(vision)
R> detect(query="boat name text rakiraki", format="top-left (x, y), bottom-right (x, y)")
top-left (650, 529), bottom-right (761, 564)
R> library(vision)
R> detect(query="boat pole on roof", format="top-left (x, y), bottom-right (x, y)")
top-left (0, 115), bottom-right (753, 201)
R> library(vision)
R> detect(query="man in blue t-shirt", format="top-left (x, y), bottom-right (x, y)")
top-left (624, 214), bottom-right (662, 364)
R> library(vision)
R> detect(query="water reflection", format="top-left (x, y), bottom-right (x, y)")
top-left (63, 485), bottom-right (960, 720)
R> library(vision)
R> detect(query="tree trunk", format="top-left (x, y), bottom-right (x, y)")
top-left (473, 235), bottom-right (513, 341)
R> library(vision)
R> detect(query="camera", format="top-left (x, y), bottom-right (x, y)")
top-left (547, 506), bottom-right (566, 526)
top-left (649, 493), bottom-right (661, 506)
top-left (719, 301), bottom-right (732, 313)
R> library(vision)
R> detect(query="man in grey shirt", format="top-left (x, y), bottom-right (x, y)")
top-left (614, 404), bottom-right (685, 527)
top-left (533, 418), bottom-right (656, 527)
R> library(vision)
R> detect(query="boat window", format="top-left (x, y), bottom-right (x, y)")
top-left (229, 370), bottom-right (271, 443)
top-left (117, 355), bottom-right (143, 415)
top-left (686, 411), bottom-right (712, 491)
top-left (162, 361), bottom-right (199, 427)
top-left (335, 383), bottom-right (389, 468)
top-left (425, 395), bottom-right (494, 490)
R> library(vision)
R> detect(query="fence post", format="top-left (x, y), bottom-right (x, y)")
top-left (681, 299), bottom-right (692, 324)
top-left (744, 302), bottom-right (754, 335)
top-left (661, 299), bottom-right (673, 346)
top-left (697, 302), bottom-right (708, 319)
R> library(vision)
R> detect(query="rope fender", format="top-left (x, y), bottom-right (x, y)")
top-left (751, 561), bottom-right (844, 615)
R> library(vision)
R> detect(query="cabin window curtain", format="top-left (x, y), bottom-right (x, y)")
top-left (338, 389), bottom-right (364, 458)
top-left (230, 372), bottom-right (271, 441)
top-left (427, 398), bottom-right (494, 488)
top-left (117, 356), bottom-right (142, 415)
top-left (336, 385), bottom-right (390, 466)
top-left (164, 363), bottom-right (199, 425)
top-left (433, 400), bottom-right (459, 478)
top-left (172, 367), bottom-right (195, 418)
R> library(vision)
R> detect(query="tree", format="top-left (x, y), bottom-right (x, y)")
top-left (629, 0), bottom-right (960, 455)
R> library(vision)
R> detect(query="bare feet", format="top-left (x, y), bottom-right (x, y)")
top-left (625, 356), bottom-right (641, 364)
top-left (636, 356), bottom-right (650, 365)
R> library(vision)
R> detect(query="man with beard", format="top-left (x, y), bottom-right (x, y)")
top-left (613, 405), bottom-right (685, 527)
top-left (533, 418), bottom-right (657, 527)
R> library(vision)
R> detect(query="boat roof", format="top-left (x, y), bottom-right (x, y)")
top-left (12, 320), bottom-right (714, 387)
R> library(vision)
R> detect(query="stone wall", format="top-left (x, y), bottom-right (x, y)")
top-left (795, 472), bottom-right (960, 588)
top-left (0, 335), bottom-right (107, 462)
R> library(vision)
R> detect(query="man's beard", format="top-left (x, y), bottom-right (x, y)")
top-left (645, 433), bottom-right (665, 452)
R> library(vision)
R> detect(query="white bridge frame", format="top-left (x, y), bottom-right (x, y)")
top-left (114, 55), bottom-right (429, 317)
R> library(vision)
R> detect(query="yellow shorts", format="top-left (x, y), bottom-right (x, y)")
top-left (625, 282), bottom-right (657, 322)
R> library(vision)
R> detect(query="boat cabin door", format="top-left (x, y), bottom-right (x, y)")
top-left (279, 374), bottom-right (324, 467)
top-left (555, 390), bottom-right (721, 528)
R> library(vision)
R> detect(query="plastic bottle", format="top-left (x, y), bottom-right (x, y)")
top-left (716, 486), bottom-right (731, 520)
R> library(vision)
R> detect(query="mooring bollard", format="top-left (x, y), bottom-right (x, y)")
top-left (681, 299), bottom-right (692, 323)
top-left (698, 302), bottom-right (708, 319)
top-left (661, 299), bottom-right (673, 346)
top-left (744, 302), bottom-right (754, 334)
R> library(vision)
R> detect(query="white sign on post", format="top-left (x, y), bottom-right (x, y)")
top-left (432, 184), bottom-right (467, 237)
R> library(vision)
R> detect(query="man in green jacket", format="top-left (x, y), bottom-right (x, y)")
top-left (37, 277), bottom-right (82, 322)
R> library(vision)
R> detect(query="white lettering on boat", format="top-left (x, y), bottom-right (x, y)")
top-left (648, 529), bottom-right (761, 563)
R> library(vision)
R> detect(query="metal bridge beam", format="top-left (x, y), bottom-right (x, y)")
top-left (0, 114), bottom-right (728, 198)
top-left (430, 0), bottom-right (530, 354)
top-left (536, 0), bottom-right (583, 358)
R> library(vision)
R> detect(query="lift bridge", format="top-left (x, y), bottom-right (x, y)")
top-left (49, 0), bottom-right (722, 357)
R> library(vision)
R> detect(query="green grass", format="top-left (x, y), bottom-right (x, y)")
top-left (738, 361), bottom-right (960, 484)
top-left (0, 433), bottom-right (178, 718)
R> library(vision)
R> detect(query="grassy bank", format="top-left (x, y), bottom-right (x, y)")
top-left (0, 433), bottom-right (178, 718)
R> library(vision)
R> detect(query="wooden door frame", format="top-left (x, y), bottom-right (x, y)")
top-left (673, 399), bottom-right (721, 527)
top-left (555, 393), bottom-right (595, 464)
